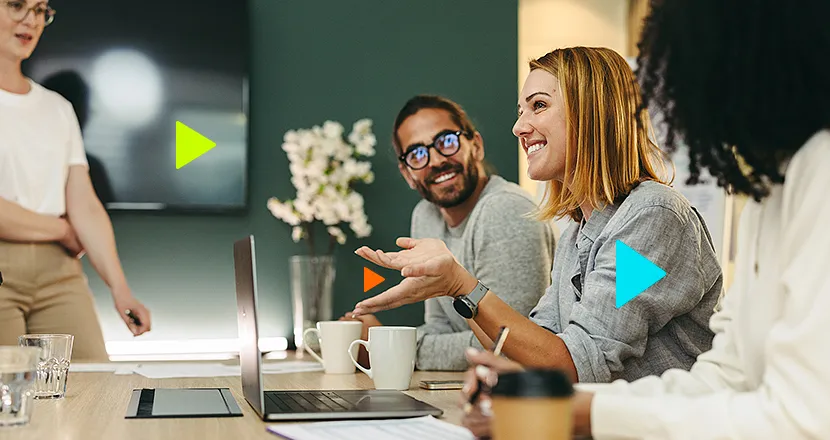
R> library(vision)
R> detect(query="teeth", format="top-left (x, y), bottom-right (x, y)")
top-left (434, 172), bottom-right (456, 183)
top-left (527, 142), bottom-right (547, 154)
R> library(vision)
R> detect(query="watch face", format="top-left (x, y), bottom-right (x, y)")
top-left (453, 297), bottom-right (474, 319)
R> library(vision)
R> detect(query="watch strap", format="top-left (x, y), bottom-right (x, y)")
top-left (466, 280), bottom-right (488, 305)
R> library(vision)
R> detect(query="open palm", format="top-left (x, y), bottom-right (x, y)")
top-left (352, 237), bottom-right (470, 314)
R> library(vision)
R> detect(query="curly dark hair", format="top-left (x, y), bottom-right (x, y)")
top-left (635, 0), bottom-right (830, 201)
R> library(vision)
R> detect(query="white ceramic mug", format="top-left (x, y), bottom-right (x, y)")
top-left (348, 326), bottom-right (416, 390)
top-left (303, 321), bottom-right (363, 374)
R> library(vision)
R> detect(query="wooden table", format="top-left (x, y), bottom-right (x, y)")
top-left (2, 357), bottom-right (466, 440)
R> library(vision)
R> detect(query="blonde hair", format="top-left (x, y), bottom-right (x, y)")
top-left (530, 47), bottom-right (673, 222)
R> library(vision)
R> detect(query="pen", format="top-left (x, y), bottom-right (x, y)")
top-left (125, 309), bottom-right (142, 327)
top-left (464, 326), bottom-right (509, 414)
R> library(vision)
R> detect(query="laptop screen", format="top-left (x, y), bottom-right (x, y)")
top-left (233, 235), bottom-right (265, 417)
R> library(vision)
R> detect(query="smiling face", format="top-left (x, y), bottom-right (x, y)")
top-left (513, 68), bottom-right (568, 182)
top-left (396, 108), bottom-right (484, 208)
top-left (0, 0), bottom-right (48, 63)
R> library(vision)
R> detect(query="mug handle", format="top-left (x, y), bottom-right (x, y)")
top-left (348, 339), bottom-right (372, 378)
top-left (302, 328), bottom-right (325, 364)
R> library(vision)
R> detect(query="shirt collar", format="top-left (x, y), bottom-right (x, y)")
top-left (578, 202), bottom-right (619, 242)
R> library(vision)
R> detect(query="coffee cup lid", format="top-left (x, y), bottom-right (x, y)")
top-left (491, 369), bottom-right (573, 398)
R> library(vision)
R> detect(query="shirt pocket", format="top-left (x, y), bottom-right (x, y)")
top-left (571, 273), bottom-right (583, 301)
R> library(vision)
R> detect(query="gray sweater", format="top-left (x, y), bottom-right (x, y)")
top-left (411, 176), bottom-right (555, 371)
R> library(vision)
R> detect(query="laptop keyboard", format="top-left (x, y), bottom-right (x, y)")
top-left (265, 391), bottom-right (355, 413)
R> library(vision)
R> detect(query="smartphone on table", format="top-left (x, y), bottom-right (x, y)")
top-left (419, 380), bottom-right (465, 390)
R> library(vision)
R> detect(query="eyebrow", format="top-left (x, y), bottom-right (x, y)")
top-left (525, 91), bottom-right (552, 102)
top-left (517, 91), bottom-right (552, 113)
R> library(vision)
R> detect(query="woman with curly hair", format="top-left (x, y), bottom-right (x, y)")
top-left (463, 0), bottom-right (830, 438)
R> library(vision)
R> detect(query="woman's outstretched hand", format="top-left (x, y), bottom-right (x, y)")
top-left (351, 237), bottom-right (477, 316)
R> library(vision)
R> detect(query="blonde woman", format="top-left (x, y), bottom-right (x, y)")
top-left (352, 47), bottom-right (723, 384)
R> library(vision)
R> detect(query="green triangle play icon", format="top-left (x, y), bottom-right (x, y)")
top-left (176, 121), bottom-right (216, 169)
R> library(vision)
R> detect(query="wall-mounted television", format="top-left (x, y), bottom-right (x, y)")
top-left (23, 0), bottom-right (249, 212)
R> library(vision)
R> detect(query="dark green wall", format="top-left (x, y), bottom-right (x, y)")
top-left (86, 0), bottom-right (520, 345)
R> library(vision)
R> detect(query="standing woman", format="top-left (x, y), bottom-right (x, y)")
top-left (0, 0), bottom-right (151, 361)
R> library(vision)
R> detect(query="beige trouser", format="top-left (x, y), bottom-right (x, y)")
top-left (0, 240), bottom-right (109, 362)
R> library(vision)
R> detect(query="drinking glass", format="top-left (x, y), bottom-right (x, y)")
top-left (0, 346), bottom-right (41, 427)
top-left (18, 334), bottom-right (74, 399)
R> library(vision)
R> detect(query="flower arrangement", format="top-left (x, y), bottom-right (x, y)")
top-left (267, 119), bottom-right (376, 255)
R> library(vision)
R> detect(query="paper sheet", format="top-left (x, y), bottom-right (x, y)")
top-left (267, 416), bottom-right (474, 440)
top-left (69, 363), bottom-right (138, 375)
top-left (69, 361), bottom-right (323, 379)
top-left (132, 363), bottom-right (240, 379)
top-left (261, 361), bottom-right (323, 374)
top-left (131, 361), bottom-right (323, 379)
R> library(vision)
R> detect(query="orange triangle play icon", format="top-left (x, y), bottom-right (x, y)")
top-left (364, 267), bottom-right (385, 292)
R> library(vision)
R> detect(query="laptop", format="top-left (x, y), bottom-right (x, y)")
top-left (233, 235), bottom-right (444, 421)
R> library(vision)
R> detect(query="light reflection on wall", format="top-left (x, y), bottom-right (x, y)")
top-left (91, 49), bottom-right (163, 128)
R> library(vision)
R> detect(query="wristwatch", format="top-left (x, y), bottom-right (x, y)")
top-left (452, 280), bottom-right (488, 319)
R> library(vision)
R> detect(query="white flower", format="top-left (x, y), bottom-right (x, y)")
top-left (290, 175), bottom-right (307, 192)
top-left (267, 198), bottom-right (301, 226)
top-left (297, 130), bottom-right (316, 149)
top-left (283, 130), bottom-right (299, 143)
top-left (335, 141), bottom-right (353, 162)
top-left (352, 118), bottom-right (372, 136)
top-left (322, 120), bottom-right (344, 140)
top-left (346, 192), bottom-right (364, 209)
top-left (327, 226), bottom-right (347, 245)
top-left (350, 213), bottom-right (372, 238)
top-left (327, 167), bottom-right (347, 188)
top-left (292, 226), bottom-right (305, 242)
top-left (332, 198), bottom-right (351, 221)
top-left (321, 186), bottom-right (339, 201)
top-left (355, 137), bottom-right (376, 156)
top-left (306, 157), bottom-right (328, 178)
top-left (293, 198), bottom-right (315, 222)
top-left (271, 118), bottom-right (375, 246)
top-left (342, 159), bottom-right (364, 179)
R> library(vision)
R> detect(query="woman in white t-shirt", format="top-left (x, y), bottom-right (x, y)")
top-left (459, 0), bottom-right (830, 438)
top-left (0, 0), bottom-right (151, 361)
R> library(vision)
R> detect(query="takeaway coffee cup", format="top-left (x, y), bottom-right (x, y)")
top-left (490, 369), bottom-right (574, 440)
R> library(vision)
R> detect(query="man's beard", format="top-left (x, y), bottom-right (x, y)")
top-left (415, 161), bottom-right (480, 208)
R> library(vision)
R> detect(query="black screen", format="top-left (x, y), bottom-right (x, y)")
top-left (23, 0), bottom-right (249, 211)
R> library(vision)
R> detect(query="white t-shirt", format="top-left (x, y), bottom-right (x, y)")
top-left (0, 79), bottom-right (88, 216)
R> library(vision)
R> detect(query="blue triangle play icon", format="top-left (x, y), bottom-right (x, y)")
top-left (615, 240), bottom-right (666, 308)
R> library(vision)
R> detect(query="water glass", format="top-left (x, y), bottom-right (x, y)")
top-left (18, 334), bottom-right (74, 399)
top-left (0, 346), bottom-right (41, 427)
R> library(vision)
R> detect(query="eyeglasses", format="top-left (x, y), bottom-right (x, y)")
top-left (4, 1), bottom-right (56, 27)
top-left (399, 130), bottom-right (469, 170)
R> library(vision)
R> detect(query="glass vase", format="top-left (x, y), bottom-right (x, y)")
top-left (290, 255), bottom-right (335, 352)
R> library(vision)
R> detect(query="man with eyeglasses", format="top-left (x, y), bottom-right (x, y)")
top-left (343, 95), bottom-right (555, 371)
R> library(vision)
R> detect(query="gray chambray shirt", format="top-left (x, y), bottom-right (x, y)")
top-left (530, 180), bottom-right (723, 383)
